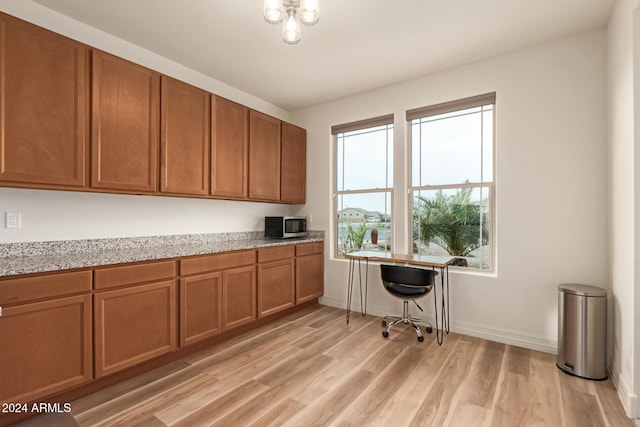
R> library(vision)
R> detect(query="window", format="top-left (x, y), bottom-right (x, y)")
top-left (408, 93), bottom-right (495, 271)
top-left (333, 115), bottom-right (393, 256)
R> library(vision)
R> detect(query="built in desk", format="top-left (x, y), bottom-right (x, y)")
top-left (345, 251), bottom-right (455, 344)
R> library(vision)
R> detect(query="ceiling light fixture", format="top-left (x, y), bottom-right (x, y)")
top-left (263, 0), bottom-right (319, 45)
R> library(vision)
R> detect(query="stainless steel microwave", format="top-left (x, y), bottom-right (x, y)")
top-left (264, 216), bottom-right (307, 239)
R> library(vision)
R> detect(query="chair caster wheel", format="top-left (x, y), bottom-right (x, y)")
top-left (417, 336), bottom-right (424, 342)
top-left (426, 326), bottom-right (433, 334)
top-left (381, 320), bottom-right (387, 327)
top-left (382, 331), bottom-right (389, 338)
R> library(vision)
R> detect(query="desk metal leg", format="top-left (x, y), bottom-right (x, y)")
top-left (431, 266), bottom-right (442, 345)
top-left (346, 258), bottom-right (355, 324)
top-left (360, 258), bottom-right (369, 317)
top-left (432, 265), bottom-right (451, 345)
top-left (346, 258), bottom-right (369, 324)
top-left (443, 265), bottom-right (450, 334)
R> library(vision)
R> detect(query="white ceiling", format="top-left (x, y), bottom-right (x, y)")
top-left (32, 0), bottom-right (615, 112)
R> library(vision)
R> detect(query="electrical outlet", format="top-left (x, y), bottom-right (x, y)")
top-left (6, 212), bottom-right (21, 229)
top-left (307, 213), bottom-right (312, 224)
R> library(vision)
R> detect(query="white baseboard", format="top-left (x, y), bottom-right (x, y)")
top-left (318, 297), bottom-right (557, 354)
top-left (609, 366), bottom-right (639, 419)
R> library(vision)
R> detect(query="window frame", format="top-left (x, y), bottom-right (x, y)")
top-left (332, 115), bottom-right (394, 258)
top-left (407, 93), bottom-right (496, 272)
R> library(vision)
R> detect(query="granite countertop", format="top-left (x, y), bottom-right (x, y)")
top-left (0, 231), bottom-right (324, 277)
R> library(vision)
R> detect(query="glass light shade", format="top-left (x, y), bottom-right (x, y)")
top-left (299, 0), bottom-right (319, 25)
top-left (263, 0), bottom-right (284, 23)
top-left (282, 9), bottom-right (301, 44)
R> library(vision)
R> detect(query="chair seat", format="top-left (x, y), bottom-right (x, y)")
top-left (387, 282), bottom-right (432, 298)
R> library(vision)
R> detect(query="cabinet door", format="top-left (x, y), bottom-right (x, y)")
top-left (296, 253), bottom-right (324, 304)
top-left (222, 265), bottom-right (256, 330)
top-left (211, 96), bottom-right (249, 199)
top-left (180, 272), bottom-right (222, 347)
top-left (248, 110), bottom-right (281, 201)
top-left (281, 122), bottom-right (306, 203)
top-left (0, 13), bottom-right (88, 187)
top-left (160, 76), bottom-right (210, 196)
top-left (94, 280), bottom-right (177, 378)
top-left (258, 259), bottom-right (295, 318)
top-left (91, 50), bottom-right (160, 193)
top-left (0, 295), bottom-right (92, 404)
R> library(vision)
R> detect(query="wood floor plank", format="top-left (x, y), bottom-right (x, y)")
top-left (282, 368), bottom-right (375, 427)
top-left (294, 318), bottom-right (382, 406)
top-left (71, 359), bottom-right (192, 414)
top-left (153, 344), bottom-right (303, 424)
top-left (75, 370), bottom-right (213, 426)
top-left (560, 377), bottom-right (607, 427)
top-left (212, 351), bottom-right (341, 426)
top-left (489, 371), bottom-right (532, 426)
top-left (249, 398), bottom-right (306, 427)
top-left (409, 336), bottom-right (482, 426)
top-left (527, 350), bottom-right (565, 426)
top-left (167, 379), bottom-right (269, 426)
top-left (371, 333), bottom-right (463, 426)
top-left (335, 340), bottom-right (437, 425)
top-left (456, 339), bottom-right (505, 410)
top-left (447, 400), bottom-right (490, 427)
top-left (65, 304), bottom-right (633, 427)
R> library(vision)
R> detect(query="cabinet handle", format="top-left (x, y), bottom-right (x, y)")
top-left (0, 306), bottom-right (2, 317)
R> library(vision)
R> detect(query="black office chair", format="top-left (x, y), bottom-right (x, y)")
top-left (380, 264), bottom-right (438, 342)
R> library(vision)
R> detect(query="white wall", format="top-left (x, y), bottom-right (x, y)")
top-left (0, 1), bottom-right (296, 244)
top-left (607, 0), bottom-right (640, 417)
top-left (0, 188), bottom-right (291, 243)
top-left (292, 30), bottom-right (609, 353)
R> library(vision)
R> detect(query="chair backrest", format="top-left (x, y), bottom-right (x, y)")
top-left (380, 264), bottom-right (438, 288)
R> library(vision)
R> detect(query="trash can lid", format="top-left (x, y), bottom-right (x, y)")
top-left (558, 283), bottom-right (607, 297)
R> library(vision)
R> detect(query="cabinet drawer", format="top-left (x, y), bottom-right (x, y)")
top-left (0, 270), bottom-right (92, 305)
top-left (258, 245), bottom-right (295, 263)
top-left (296, 242), bottom-right (323, 256)
top-left (94, 260), bottom-right (176, 290)
top-left (180, 250), bottom-right (256, 276)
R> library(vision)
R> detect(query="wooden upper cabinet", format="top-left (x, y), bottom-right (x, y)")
top-left (160, 76), bottom-right (210, 196)
top-left (91, 50), bottom-right (160, 193)
top-left (281, 122), bottom-right (306, 203)
top-left (211, 96), bottom-right (248, 199)
top-left (248, 110), bottom-right (281, 201)
top-left (0, 13), bottom-right (89, 188)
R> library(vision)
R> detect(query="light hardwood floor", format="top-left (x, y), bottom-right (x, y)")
top-left (70, 304), bottom-right (633, 427)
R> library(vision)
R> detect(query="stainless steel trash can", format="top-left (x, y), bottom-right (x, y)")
top-left (557, 283), bottom-right (607, 380)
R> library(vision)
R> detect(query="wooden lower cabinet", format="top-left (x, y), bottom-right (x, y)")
top-left (180, 272), bottom-right (222, 347)
top-left (258, 258), bottom-right (295, 318)
top-left (0, 294), bottom-right (92, 404)
top-left (296, 243), bottom-right (324, 304)
top-left (222, 265), bottom-right (256, 330)
top-left (0, 241), bottom-right (322, 416)
top-left (94, 280), bottom-right (177, 378)
top-left (257, 246), bottom-right (296, 318)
